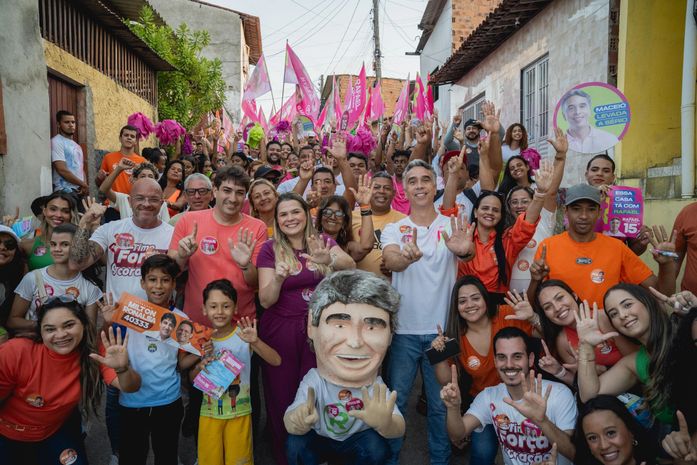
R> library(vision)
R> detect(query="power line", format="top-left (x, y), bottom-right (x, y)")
top-left (266, 0), bottom-right (347, 47)
top-left (331, 12), bottom-right (371, 74)
top-left (264, 0), bottom-right (331, 40)
top-left (323, 0), bottom-right (362, 75)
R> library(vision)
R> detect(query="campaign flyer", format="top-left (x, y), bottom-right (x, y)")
top-left (193, 349), bottom-right (245, 399)
top-left (599, 186), bottom-right (643, 239)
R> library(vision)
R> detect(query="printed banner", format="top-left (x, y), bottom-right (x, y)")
top-left (114, 292), bottom-right (213, 356)
top-left (553, 82), bottom-right (631, 154)
top-left (598, 186), bottom-right (643, 238)
top-left (193, 349), bottom-right (245, 399)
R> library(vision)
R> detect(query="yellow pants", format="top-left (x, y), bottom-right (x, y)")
top-left (198, 414), bottom-right (253, 465)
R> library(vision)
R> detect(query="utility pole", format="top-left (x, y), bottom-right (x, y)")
top-left (372, 0), bottom-right (382, 82)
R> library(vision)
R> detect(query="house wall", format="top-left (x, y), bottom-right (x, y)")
top-left (149, 0), bottom-right (245, 122)
top-left (453, 0), bottom-right (611, 184)
top-left (332, 76), bottom-right (408, 117)
top-left (421, 0), bottom-right (454, 120)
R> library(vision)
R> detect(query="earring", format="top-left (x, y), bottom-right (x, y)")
top-left (633, 439), bottom-right (638, 446)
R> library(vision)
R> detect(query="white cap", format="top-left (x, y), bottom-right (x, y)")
top-left (0, 225), bottom-right (20, 243)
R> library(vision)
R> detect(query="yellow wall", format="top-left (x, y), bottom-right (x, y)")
top-left (43, 40), bottom-right (157, 150)
top-left (641, 199), bottom-right (691, 285)
top-left (616, 0), bottom-right (685, 180)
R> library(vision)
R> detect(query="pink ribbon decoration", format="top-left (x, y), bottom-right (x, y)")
top-left (127, 112), bottom-right (156, 140)
top-left (154, 120), bottom-right (186, 146)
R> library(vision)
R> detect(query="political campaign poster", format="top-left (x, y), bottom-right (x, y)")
top-left (193, 349), bottom-right (245, 399)
top-left (553, 82), bottom-right (631, 154)
top-left (114, 292), bottom-right (213, 356)
top-left (598, 186), bottom-right (643, 239)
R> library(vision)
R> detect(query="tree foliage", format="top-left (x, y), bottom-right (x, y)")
top-left (128, 6), bottom-right (226, 129)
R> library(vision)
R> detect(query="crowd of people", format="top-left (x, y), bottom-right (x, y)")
top-left (0, 103), bottom-right (696, 465)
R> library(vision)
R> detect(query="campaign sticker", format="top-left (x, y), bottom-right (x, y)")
top-left (301, 288), bottom-right (313, 302)
top-left (59, 449), bottom-right (78, 465)
top-left (527, 239), bottom-right (537, 249)
top-left (576, 257), bottom-right (592, 265)
top-left (26, 394), bottom-right (44, 407)
top-left (590, 269), bottom-right (605, 284)
top-left (466, 355), bottom-right (481, 370)
top-left (346, 397), bottom-right (364, 412)
top-left (401, 234), bottom-right (413, 244)
top-left (399, 225), bottom-right (412, 234)
top-left (553, 82), bottom-right (630, 154)
top-left (34, 246), bottom-right (47, 256)
top-left (114, 233), bottom-right (135, 249)
top-left (65, 287), bottom-right (80, 298)
top-left (517, 260), bottom-right (530, 272)
top-left (199, 236), bottom-right (218, 255)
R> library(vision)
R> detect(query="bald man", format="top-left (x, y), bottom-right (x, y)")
top-left (70, 178), bottom-right (175, 301)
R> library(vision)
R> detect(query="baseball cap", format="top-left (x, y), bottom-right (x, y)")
top-left (440, 150), bottom-right (464, 167)
top-left (564, 184), bottom-right (601, 206)
top-left (254, 165), bottom-right (282, 181)
top-left (0, 225), bottom-right (20, 243)
top-left (464, 118), bottom-right (482, 130)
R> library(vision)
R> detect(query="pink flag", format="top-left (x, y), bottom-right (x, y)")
top-left (241, 98), bottom-right (259, 125)
top-left (270, 93), bottom-right (298, 126)
top-left (316, 101), bottom-right (329, 129)
top-left (343, 75), bottom-right (353, 115)
top-left (369, 81), bottom-right (385, 121)
top-left (415, 73), bottom-right (426, 120)
top-left (347, 64), bottom-right (367, 127)
top-left (284, 44), bottom-right (320, 123)
top-left (393, 75), bottom-right (410, 125)
top-left (333, 76), bottom-right (343, 124)
top-left (258, 106), bottom-right (269, 132)
top-left (426, 73), bottom-right (434, 118)
top-left (365, 85), bottom-right (373, 123)
top-left (238, 115), bottom-right (250, 133)
top-left (242, 54), bottom-right (271, 123)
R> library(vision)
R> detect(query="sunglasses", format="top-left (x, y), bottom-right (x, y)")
top-left (44, 294), bottom-right (77, 305)
top-left (0, 238), bottom-right (18, 250)
top-left (322, 209), bottom-right (346, 219)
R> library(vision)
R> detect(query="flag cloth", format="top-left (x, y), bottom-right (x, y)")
top-left (343, 75), bottom-right (353, 115)
top-left (333, 76), bottom-right (343, 124)
top-left (258, 107), bottom-right (269, 133)
top-left (284, 43), bottom-right (320, 123)
top-left (347, 64), bottom-right (367, 127)
top-left (242, 54), bottom-right (271, 123)
top-left (393, 75), bottom-right (410, 125)
top-left (426, 73), bottom-right (434, 119)
top-left (316, 101), bottom-right (329, 129)
top-left (369, 80), bottom-right (385, 121)
top-left (415, 73), bottom-right (426, 120)
top-left (270, 92), bottom-right (298, 126)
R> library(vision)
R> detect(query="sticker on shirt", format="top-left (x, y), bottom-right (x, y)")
top-left (290, 260), bottom-right (303, 275)
top-left (301, 288), bottom-right (313, 302)
top-left (517, 260), bottom-right (530, 272)
top-left (527, 239), bottom-right (537, 249)
top-left (59, 449), bottom-right (78, 465)
top-left (147, 342), bottom-right (158, 353)
top-left (399, 225), bottom-right (412, 234)
top-left (114, 233), bottom-right (135, 249)
top-left (65, 286), bottom-right (80, 299)
top-left (590, 269), bottom-right (605, 284)
top-left (400, 233), bottom-right (413, 244)
top-left (323, 390), bottom-right (360, 436)
top-left (199, 236), bottom-right (219, 255)
top-left (466, 355), bottom-right (482, 370)
top-left (34, 246), bottom-right (48, 256)
top-left (490, 403), bottom-right (554, 464)
top-left (576, 257), bottom-right (592, 265)
top-left (26, 394), bottom-right (44, 407)
top-left (598, 341), bottom-right (613, 354)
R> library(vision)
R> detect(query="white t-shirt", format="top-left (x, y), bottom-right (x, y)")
top-left (90, 218), bottom-right (174, 301)
top-left (381, 214), bottom-right (457, 334)
top-left (277, 173), bottom-right (345, 197)
top-left (14, 267), bottom-right (102, 321)
top-left (120, 308), bottom-right (186, 408)
top-left (114, 192), bottom-right (170, 222)
top-left (509, 208), bottom-right (556, 292)
top-left (502, 144), bottom-right (521, 163)
top-left (51, 134), bottom-right (85, 191)
top-left (467, 380), bottom-right (577, 465)
top-left (286, 368), bottom-right (401, 441)
top-left (434, 181), bottom-right (482, 222)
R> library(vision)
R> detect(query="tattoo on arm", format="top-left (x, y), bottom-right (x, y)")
top-left (69, 227), bottom-right (102, 267)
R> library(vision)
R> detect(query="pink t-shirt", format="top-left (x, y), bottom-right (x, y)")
top-left (169, 209), bottom-right (266, 324)
top-left (391, 176), bottom-right (410, 215)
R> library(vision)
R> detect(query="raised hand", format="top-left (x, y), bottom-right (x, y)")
top-left (79, 197), bottom-right (107, 229)
top-left (327, 133), bottom-right (347, 161)
top-left (650, 286), bottom-right (697, 316)
top-left (537, 339), bottom-right (565, 377)
top-left (662, 410), bottom-right (697, 462)
top-left (534, 443), bottom-right (558, 465)
top-left (649, 225), bottom-right (678, 265)
top-left (503, 371), bottom-right (551, 425)
top-left (479, 101), bottom-right (501, 134)
top-left (298, 160), bottom-right (314, 181)
top-left (431, 324), bottom-right (450, 352)
top-left (440, 364), bottom-right (461, 409)
top-left (533, 160), bottom-right (554, 194)
top-left (306, 188), bottom-right (321, 209)
top-left (117, 157), bottom-right (136, 172)
top-left (503, 289), bottom-right (535, 322)
top-left (237, 316), bottom-right (259, 344)
top-left (2, 206), bottom-right (19, 227)
top-left (347, 383), bottom-right (398, 433)
top-left (349, 174), bottom-right (374, 206)
top-left (301, 235), bottom-right (333, 266)
top-left (89, 326), bottom-right (130, 372)
top-left (228, 227), bottom-right (258, 269)
top-left (177, 222), bottom-right (198, 259)
top-left (575, 301), bottom-right (619, 347)
top-left (547, 127), bottom-right (569, 156)
top-left (530, 244), bottom-right (550, 281)
top-left (400, 228), bottom-right (423, 264)
top-left (415, 123), bottom-right (432, 145)
top-left (442, 216), bottom-right (475, 258)
top-left (453, 111), bottom-right (462, 127)
top-left (96, 292), bottom-right (118, 325)
top-left (275, 261), bottom-right (292, 282)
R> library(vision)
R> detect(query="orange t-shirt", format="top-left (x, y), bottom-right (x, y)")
top-left (100, 152), bottom-right (146, 194)
top-left (458, 306), bottom-right (532, 396)
top-left (674, 202), bottom-right (697, 294)
top-left (169, 209), bottom-right (267, 325)
top-left (458, 213), bottom-right (538, 293)
top-left (535, 232), bottom-right (652, 309)
top-left (0, 338), bottom-right (81, 441)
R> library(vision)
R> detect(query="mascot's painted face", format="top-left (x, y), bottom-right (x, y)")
top-left (308, 302), bottom-right (392, 388)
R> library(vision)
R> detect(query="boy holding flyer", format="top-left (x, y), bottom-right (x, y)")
top-left (99, 254), bottom-right (200, 465)
top-left (191, 279), bottom-right (281, 465)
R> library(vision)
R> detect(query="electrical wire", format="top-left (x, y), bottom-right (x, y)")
top-left (265, 0), bottom-right (347, 47)
top-left (322, 0), bottom-right (363, 75)
top-left (331, 11), bottom-right (371, 74)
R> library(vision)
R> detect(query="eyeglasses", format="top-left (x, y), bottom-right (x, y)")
top-left (322, 209), bottom-right (346, 219)
top-left (0, 238), bottom-right (18, 250)
top-left (132, 196), bottom-right (162, 204)
top-left (185, 188), bottom-right (212, 197)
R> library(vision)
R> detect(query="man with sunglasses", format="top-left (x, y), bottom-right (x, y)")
top-left (169, 173), bottom-right (213, 226)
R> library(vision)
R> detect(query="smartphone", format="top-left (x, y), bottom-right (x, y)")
top-left (426, 338), bottom-right (461, 365)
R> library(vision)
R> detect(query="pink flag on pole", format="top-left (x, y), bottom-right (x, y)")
top-left (257, 106), bottom-right (269, 132)
top-left (241, 98), bottom-right (259, 125)
top-left (347, 64), bottom-right (367, 126)
top-left (393, 75), bottom-right (410, 125)
top-left (284, 43), bottom-right (320, 123)
top-left (333, 76), bottom-right (343, 124)
top-left (343, 75), bottom-right (353, 115)
top-left (242, 54), bottom-right (271, 123)
top-left (270, 93), bottom-right (298, 126)
top-left (426, 73), bottom-right (434, 118)
top-left (369, 81), bottom-right (385, 121)
top-left (316, 101), bottom-right (329, 129)
top-left (365, 85), bottom-right (373, 123)
top-left (415, 74), bottom-right (426, 120)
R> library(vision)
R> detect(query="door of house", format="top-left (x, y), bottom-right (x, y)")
top-left (47, 73), bottom-right (80, 143)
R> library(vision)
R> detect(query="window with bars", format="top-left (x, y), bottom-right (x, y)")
top-left (460, 93), bottom-right (486, 123)
top-left (521, 55), bottom-right (549, 157)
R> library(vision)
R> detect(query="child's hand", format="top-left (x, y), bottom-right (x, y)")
top-left (201, 340), bottom-right (214, 357)
top-left (197, 353), bottom-right (215, 373)
top-left (238, 317), bottom-right (259, 344)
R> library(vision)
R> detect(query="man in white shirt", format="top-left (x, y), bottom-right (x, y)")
top-left (51, 110), bottom-right (88, 195)
top-left (381, 159), bottom-right (475, 465)
top-left (442, 327), bottom-right (577, 465)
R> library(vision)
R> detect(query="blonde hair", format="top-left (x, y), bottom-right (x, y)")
top-left (272, 193), bottom-right (331, 277)
top-left (248, 178), bottom-right (278, 219)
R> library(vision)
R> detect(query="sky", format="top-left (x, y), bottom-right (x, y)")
top-left (206, 0), bottom-right (426, 115)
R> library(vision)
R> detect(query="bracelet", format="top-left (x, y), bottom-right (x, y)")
top-left (359, 204), bottom-right (371, 210)
top-left (529, 313), bottom-right (541, 327)
top-left (533, 192), bottom-right (546, 200)
top-left (115, 364), bottom-right (129, 375)
top-left (554, 366), bottom-right (567, 378)
top-left (329, 252), bottom-right (337, 269)
top-left (578, 358), bottom-right (596, 363)
top-left (360, 209), bottom-right (373, 217)
top-left (239, 264), bottom-right (250, 271)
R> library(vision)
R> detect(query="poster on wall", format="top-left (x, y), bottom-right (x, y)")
top-left (553, 82), bottom-right (631, 154)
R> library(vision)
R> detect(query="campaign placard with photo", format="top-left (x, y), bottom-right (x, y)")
top-left (598, 186), bottom-right (643, 239)
top-left (114, 292), bottom-right (213, 356)
top-left (553, 82), bottom-right (631, 154)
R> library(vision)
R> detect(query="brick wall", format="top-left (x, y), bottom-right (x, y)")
top-left (450, 0), bottom-right (500, 52)
top-left (330, 75), bottom-right (407, 117)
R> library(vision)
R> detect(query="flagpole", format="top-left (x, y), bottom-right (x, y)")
top-left (279, 40), bottom-right (288, 121)
top-left (264, 54), bottom-right (278, 116)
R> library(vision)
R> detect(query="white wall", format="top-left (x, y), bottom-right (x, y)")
top-left (453, 0), bottom-right (610, 184)
top-left (420, 0), bottom-right (454, 121)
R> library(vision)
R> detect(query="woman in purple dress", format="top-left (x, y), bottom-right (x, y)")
top-left (257, 193), bottom-right (355, 464)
